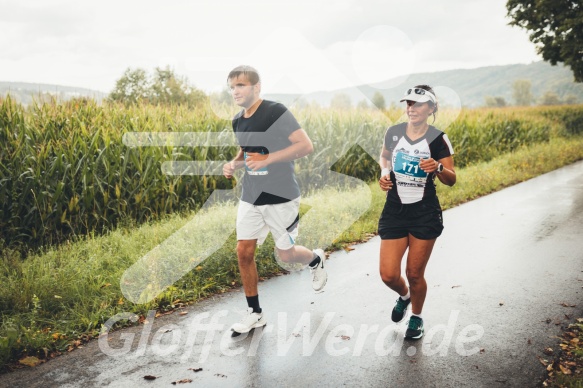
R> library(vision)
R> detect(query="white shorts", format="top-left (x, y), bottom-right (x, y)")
top-left (236, 197), bottom-right (300, 250)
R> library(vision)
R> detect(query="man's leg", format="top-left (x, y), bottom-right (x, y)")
top-left (276, 245), bottom-right (315, 264)
top-left (231, 201), bottom-right (268, 334)
top-left (263, 198), bottom-right (327, 291)
top-left (231, 239), bottom-right (267, 334)
top-left (237, 239), bottom-right (259, 296)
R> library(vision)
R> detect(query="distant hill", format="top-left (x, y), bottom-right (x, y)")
top-left (2, 61), bottom-right (582, 108)
top-left (266, 61), bottom-right (583, 108)
top-left (0, 82), bottom-right (106, 106)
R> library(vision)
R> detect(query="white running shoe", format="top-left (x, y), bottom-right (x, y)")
top-left (310, 249), bottom-right (327, 292)
top-left (230, 308), bottom-right (267, 335)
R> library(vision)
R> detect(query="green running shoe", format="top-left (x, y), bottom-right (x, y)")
top-left (405, 316), bottom-right (424, 340)
top-left (391, 297), bottom-right (411, 322)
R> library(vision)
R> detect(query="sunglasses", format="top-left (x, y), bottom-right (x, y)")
top-left (404, 88), bottom-right (436, 103)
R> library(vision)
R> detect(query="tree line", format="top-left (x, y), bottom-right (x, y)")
top-left (108, 66), bottom-right (207, 107)
top-left (484, 79), bottom-right (579, 107)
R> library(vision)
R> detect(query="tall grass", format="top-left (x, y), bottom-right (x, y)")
top-left (1, 97), bottom-right (582, 252)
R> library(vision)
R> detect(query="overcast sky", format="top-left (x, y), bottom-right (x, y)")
top-left (0, 0), bottom-right (541, 95)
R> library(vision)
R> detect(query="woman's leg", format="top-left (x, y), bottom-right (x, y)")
top-left (405, 235), bottom-right (437, 315)
top-left (379, 237), bottom-right (410, 296)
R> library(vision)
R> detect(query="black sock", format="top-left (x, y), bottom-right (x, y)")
top-left (246, 295), bottom-right (261, 313)
top-left (309, 252), bottom-right (321, 268)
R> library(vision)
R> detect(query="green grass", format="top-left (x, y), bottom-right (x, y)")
top-left (3, 97), bottom-right (583, 251)
top-left (2, 135), bottom-right (583, 369)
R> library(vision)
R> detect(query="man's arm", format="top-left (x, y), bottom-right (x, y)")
top-left (244, 128), bottom-right (313, 170)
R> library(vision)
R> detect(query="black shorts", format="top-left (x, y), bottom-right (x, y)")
top-left (378, 196), bottom-right (444, 240)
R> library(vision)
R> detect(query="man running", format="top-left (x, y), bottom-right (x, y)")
top-left (222, 65), bottom-right (327, 335)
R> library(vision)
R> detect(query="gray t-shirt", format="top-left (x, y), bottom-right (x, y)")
top-left (232, 100), bottom-right (301, 205)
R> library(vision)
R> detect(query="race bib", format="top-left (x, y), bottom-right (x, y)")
top-left (393, 152), bottom-right (427, 180)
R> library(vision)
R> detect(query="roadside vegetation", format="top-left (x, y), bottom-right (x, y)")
top-left (1, 98), bottom-right (583, 373)
top-left (541, 317), bottom-right (583, 387)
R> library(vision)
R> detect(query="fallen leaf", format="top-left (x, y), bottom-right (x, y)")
top-left (451, 285), bottom-right (461, 288)
top-left (499, 302), bottom-right (504, 306)
top-left (537, 356), bottom-right (548, 366)
top-left (543, 347), bottom-right (553, 355)
top-left (340, 335), bottom-right (351, 341)
top-left (570, 338), bottom-right (580, 345)
top-left (559, 302), bottom-right (576, 308)
top-left (143, 375), bottom-right (157, 380)
top-left (559, 365), bottom-right (571, 375)
top-left (100, 283), bottom-right (112, 289)
top-left (188, 367), bottom-right (203, 372)
top-left (527, 339), bottom-right (532, 345)
top-left (479, 348), bottom-right (485, 354)
top-left (344, 246), bottom-right (355, 252)
top-left (19, 356), bottom-right (41, 367)
top-left (171, 379), bottom-right (193, 384)
top-left (179, 311), bottom-right (188, 316)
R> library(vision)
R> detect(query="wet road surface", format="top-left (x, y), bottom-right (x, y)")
top-left (1, 161), bottom-right (582, 387)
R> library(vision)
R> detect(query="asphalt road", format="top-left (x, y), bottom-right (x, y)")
top-left (2, 161), bottom-right (582, 388)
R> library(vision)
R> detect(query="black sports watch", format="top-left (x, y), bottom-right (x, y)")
top-left (436, 162), bottom-right (444, 174)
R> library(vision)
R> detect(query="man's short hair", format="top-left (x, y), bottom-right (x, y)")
top-left (227, 65), bottom-right (261, 85)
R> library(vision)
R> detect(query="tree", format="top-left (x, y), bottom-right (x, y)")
top-left (109, 66), bottom-right (206, 106)
top-left (539, 91), bottom-right (562, 105)
top-left (507, 0), bottom-right (583, 82)
top-left (330, 93), bottom-right (352, 109)
top-left (356, 99), bottom-right (369, 110)
top-left (109, 68), bottom-right (150, 104)
top-left (371, 91), bottom-right (386, 110)
top-left (484, 96), bottom-right (507, 107)
top-left (512, 79), bottom-right (533, 106)
top-left (563, 94), bottom-right (578, 104)
top-left (150, 66), bottom-right (206, 107)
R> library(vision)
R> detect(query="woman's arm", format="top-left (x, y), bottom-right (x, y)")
top-left (379, 145), bottom-right (393, 191)
top-left (419, 155), bottom-right (456, 186)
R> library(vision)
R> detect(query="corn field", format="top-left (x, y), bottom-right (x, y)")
top-left (1, 95), bottom-right (582, 251)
